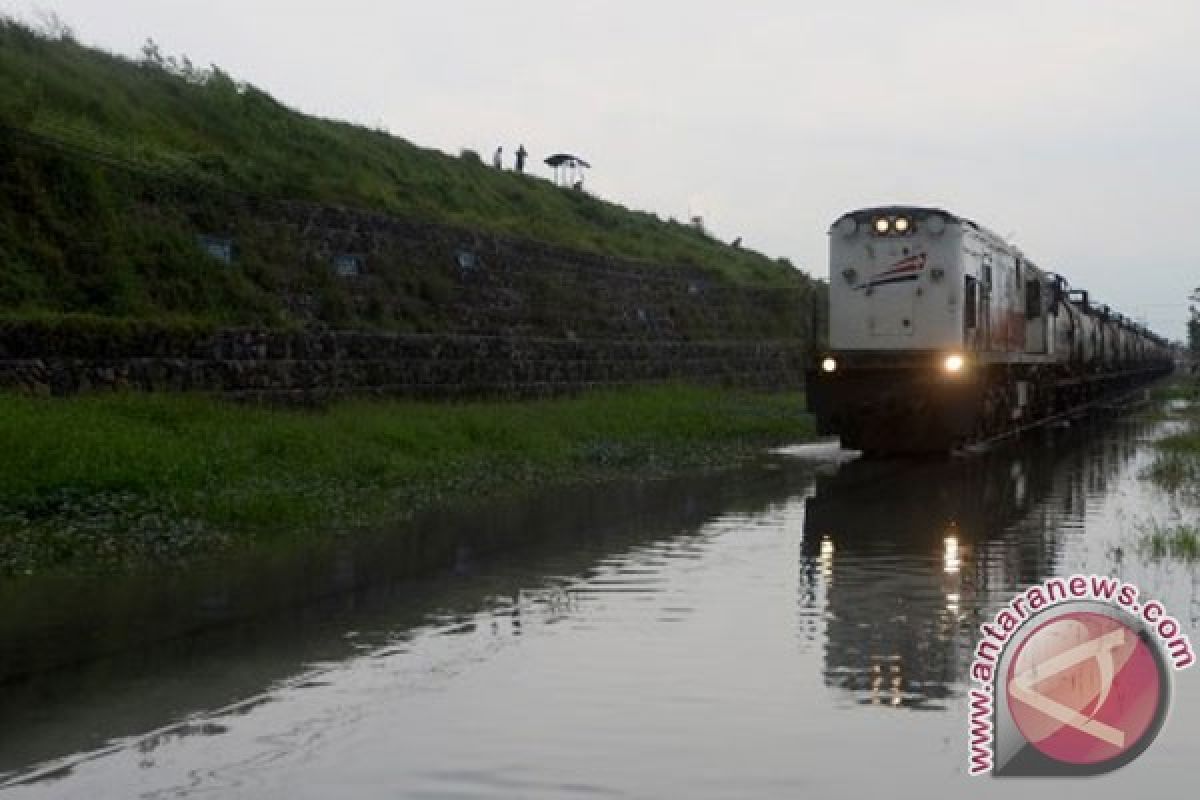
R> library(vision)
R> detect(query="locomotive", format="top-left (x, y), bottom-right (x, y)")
top-left (806, 206), bottom-right (1173, 453)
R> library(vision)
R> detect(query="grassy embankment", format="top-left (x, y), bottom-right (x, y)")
top-left (1138, 376), bottom-right (1200, 561)
top-left (0, 18), bottom-right (810, 330)
top-left (0, 19), bottom-right (818, 578)
top-left (0, 386), bottom-right (811, 577)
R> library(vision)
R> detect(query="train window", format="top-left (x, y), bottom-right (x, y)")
top-left (1025, 280), bottom-right (1042, 320)
top-left (964, 275), bottom-right (978, 329)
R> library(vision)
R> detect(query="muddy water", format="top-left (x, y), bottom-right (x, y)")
top-left (0, 413), bottom-right (1196, 799)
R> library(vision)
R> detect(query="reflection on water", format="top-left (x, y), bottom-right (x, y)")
top-left (0, 413), bottom-right (1195, 799)
top-left (0, 465), bottom-right (813, 782)
top-left (801, 419), bottom-right (1152, 713)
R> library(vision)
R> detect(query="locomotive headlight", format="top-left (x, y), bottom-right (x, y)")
top-left (894, 216), bottom-right (910, 233)
top-left (943, 354), bottom-right (965, 373)
top-left (873, 217), bottom-right (890, 234)
top-left (821, 357), bottom-right (838, 373)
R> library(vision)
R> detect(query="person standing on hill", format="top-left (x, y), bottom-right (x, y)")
top-left (515, 145), bottom-right (528, 173)
top-left (493, 146), bottom-right (503, 169)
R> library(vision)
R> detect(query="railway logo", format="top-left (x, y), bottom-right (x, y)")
top-left (967, 576), bottom-right (1194, 777)
top-left (856, 252), bottom-right (926, 290)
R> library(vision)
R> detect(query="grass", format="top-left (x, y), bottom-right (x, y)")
top-left (1152, 382), bottom-right (1200, 403)
top-left (1134, 375), bottom-right (1200, 562)
top-left (1147, 376), bottom-right (1200, 407)
top-left (1138, 375), bottom-right (1200, 490)
top-left (1142, 452), bottom-right (1198, 492)
top-left (1158, 435), bottom-right (1200, 457)
top-left (0, 386), bottom-right (811, 576)
top-left (1138, 521), bottom-right (1200, 563)
top-left (0, 17), bottom-right (812, 330)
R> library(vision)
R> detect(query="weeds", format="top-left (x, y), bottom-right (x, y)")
top-left (1142, 377), bottom-right (1200, 490)
top-left (1138, 520), bottom-right (1200, 562)
top-left (0, 386), bottom-right (811, 575)
top-left (1142, 453), bottom-right (1198, 492)
top-left (0, 15), bottom-right (812, 334)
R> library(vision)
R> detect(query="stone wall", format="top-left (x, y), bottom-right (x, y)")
top-left (0, 327), bottom-right (806, 400)
top-left (0, 129), bottom-right (820, 400)
top-left (165, 190), bottom-right (816, 343)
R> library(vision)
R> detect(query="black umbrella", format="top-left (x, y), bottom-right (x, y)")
top-left (543, 153), bottom-right (591, 169)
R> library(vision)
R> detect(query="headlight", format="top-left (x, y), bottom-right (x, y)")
top-left (894, 216), bottom-right (910, 233)
top-left (873, 217), bottom-right (890, 234)
top-left (943, 354), bottom-right (965, 373)
top-left (821, 357), bottom-right (838, 373)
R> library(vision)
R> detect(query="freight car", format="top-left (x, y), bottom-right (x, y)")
top-left (806, 206), bottom-right (1172, 453)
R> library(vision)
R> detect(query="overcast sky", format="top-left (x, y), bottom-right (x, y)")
top-left (4, 1), bottom-right (1197, 338)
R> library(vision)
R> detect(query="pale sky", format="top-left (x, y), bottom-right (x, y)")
top-left (4, 1), bottom-right (1197, 338)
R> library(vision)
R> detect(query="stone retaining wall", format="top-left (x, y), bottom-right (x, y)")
top-left (0, 129), bottom-right (819, 400)
top-left (0, 328), bottom-right (805, 400)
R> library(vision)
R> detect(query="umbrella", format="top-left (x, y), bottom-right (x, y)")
top-left (544, 153), bottom-right (591, 169)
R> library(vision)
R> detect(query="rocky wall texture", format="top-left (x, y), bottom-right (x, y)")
top-left (1, 132), bottom-right (821, 399)
top-left (0, 327), bottom-right (806, 400)
top-left (168, 190), bottom-right (816, 342)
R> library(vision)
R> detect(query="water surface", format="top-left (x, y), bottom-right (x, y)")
top-left (1, 413), bottom-right (1196, 798)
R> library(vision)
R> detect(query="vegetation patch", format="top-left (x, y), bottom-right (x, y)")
top-left (1152, 382), bottom-right (1200, 404)
top-left (1142, 452), bottom-right (1198, 492)
top-left (1139, 377), bottom-right (1200, 491)
top-left (0, 386), bottom-right (812, 577)
top-left (0, 17), bottom-right (811, 332)
top-left (1137, 520), bottom-right (1200, 563)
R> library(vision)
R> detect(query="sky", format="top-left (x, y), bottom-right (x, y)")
top-left (3, 1), bottom-right (1197, 339)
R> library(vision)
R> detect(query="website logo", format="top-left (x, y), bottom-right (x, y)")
top-left (967, 575), bottom-right (1194, 777)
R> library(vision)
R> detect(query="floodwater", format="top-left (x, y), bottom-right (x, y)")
top-left (1, 409), bottom-right (1197, 799)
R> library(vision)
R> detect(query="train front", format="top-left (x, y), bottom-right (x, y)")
top-left (807, 207), bottom-right (982, 453)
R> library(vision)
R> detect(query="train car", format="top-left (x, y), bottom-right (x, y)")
top-left (806, 206), bottom-right (1172, 453)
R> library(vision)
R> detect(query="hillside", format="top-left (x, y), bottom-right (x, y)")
top-left (0, 19), bottom-right (811, 329)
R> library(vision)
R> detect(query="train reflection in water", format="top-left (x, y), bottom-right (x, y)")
top-left (799, 416), bottom-right (1148, 710)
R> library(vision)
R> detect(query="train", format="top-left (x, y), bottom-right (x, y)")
top-left (806, 206), bottom-right (1173, 453)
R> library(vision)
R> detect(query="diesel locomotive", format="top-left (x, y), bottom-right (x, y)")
top-left (806, 206), bottom-right (1173, 453)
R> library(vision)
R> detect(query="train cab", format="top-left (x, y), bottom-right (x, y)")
top-left (807, 206), bottom-right (1171, 453)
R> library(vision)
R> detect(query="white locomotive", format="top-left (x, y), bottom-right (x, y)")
top-left (807, 206), bottom-right (1172, 452)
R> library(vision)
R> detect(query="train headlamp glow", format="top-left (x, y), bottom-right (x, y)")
top-left (894, 216), bottom-right (910, 233)
top-left (873, 217), bottom-right (890, 234)
top-left (943, 354), bottom-right (965, 373)
top-left (821, 357), bottom-right (838, 373)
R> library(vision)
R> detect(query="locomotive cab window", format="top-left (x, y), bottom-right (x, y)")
top-left (1025, 280), bottom-right (1042, 320)
top-left (964, 275), bottom-right (978, 329)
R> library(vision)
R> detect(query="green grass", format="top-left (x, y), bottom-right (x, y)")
top-left (0, 386), bottom-right (811, 576)
top-left (1158, 432), bottom-right (1200, 455)
top-left (1138, 521), bottom-right (1200, 563)
top-left (1136, 377), bottom-right (1200, 553)
top-left (0, 17), bottom-right (810, 329)
top-left (1148, 377), bottom-right (1200, 405)
top-left (1154, 404), bottom-right (1200, 463)
top-left (1142, 452), bottom-right (1198, 492)
top-left (1138, 376), bottom-right (1200, 490)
